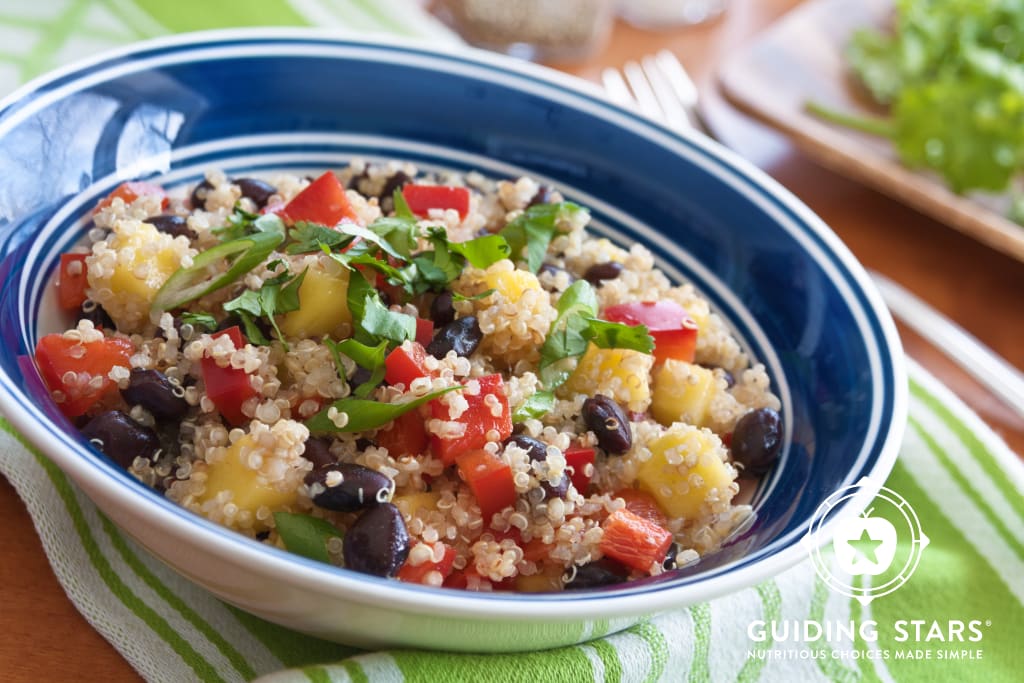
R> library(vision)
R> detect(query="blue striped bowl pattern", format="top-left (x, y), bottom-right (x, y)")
top-left (0, 32), bottom-right (906, 650)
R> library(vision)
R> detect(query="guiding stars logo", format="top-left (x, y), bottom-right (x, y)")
top-left (803, 477), bottom-right (929, 604)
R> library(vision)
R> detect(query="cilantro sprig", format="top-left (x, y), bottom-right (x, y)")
top-left (538, 280), bottom-right (654, 389)
top-left (807, 0), bottom-right (1024, 204)
top-left (222, 264), bottom-right (307, 347)
top-left (499, 202), bottom-right (586, 273)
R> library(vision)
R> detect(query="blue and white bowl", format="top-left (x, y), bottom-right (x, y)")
top-left (0, 31), bottom-right (906, 651)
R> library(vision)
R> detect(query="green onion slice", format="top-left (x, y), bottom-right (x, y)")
top-left (152, 230), bottom-right (283, 312)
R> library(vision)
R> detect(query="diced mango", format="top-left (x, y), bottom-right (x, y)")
top-left (199, 434), bottom-right (299, 529)
top-left (278, 263), bottom-right (352, 339)
top-left (480, 261), bottom-right (542, 301)
top-left (515, 565), bottom-right (564, 592)
top-left (88, 221), bottom-right (192, 331)
top-left (651, 360), bottom-right (717, 427)
top-left (393, 491), bottom-right (441, 520)
top-left (636, 425), bottom-right (734, 519)
top-left (564, 343), bottom-right (653, 413)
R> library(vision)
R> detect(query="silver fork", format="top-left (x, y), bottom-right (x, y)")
top-left (601, 52), bottom-right (1024, 420)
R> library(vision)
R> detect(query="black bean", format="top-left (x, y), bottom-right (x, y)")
top-left (505, 435), bottom-right (568, 499)
top-left (355, 437), bottom-right (377, 451)
top-left (379, 171), bottom-right (412, 212)
top-left (732, 408), bottom-right (783, 476)
top-left (302, 436), bottom-right (335, 469)
top-left (662, 542), bottom-right (680, 570)
top-left (79, 300), bottom-right (115, 330)
top-left (583, 261), bottom-right (624, 285)
top-left (527, 185), bottom-right (556, 207)
top-left (235, 177), bottom-right (276, 208)
top-left (699, 363), bottom-right (735, 389)
top-left (81, 410), bottom-right (160, 469)
top-left (582, 395), bottom-right (632, 454)
top-left (504, 434), bottom-right (547, 461)
top-left (148, 214), bottom-right (196, 240)
top-left (538, 263), bottom-right (575, 291)
top-left (121, 369), bottom-right (189, 420)
top-left (343, 503), bottom-right (409, 577)
top-left (189, 179), bottom-right (214, 210)
top-left (305, 463), bottom-right (393, 512)
top-left (429, 291), bottom-right (456, 327)
top-left (565, 558), bottom-right (629, 590)
top-left (426, 316), bottom-right (482, 359)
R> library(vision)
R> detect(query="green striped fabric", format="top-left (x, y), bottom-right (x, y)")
top-left (1, 361), bottom-right (1021, 682)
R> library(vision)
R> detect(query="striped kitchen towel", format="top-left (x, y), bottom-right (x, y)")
top-left (1, 360), bottom-right (1021, 682)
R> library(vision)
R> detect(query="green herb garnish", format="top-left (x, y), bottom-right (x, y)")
top-left (178, 312), bottom-right (217, 331)
top-left (512, 390), bottom-right (556, 423)
top-left (326, 338), bottom-right (389, 398)
top-left (808, 0), bottom-right (1024, 201)
top-left (222, 266), bottom-right (306, 347)
top-left (306, 385), bottom-right (460, 434)
top-left (272, 512), bottom-right (342, 564)
top-left (499, 202), bottom-right (585, 273)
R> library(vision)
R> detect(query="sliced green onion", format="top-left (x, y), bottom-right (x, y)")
top-left (151, 231), bottom-right (283, 312)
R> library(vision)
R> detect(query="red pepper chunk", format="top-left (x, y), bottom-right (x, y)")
top-left (402, 184), bottom-right (470, 219)
top-left (430, 374), bottom-right (512, 466)
top-left (397, 543), bottom-right (457, 585)
top-left (201, 326), bottom-right (256, 426)
top-left (279, 171), bottom-right (358, 227)
top-left (456, 448), bottom-right (516, 523)
top-left (564, 445), bottom-right (596, 494)
top-left (603, 301), bottom-right (698, 363)
top-left (614, 488), bottom-right (669, 528)
top-left (383, 341), bottom-right (433, 387)
top-left (415, 318), bottom-right (435, 348)
top-left (375, 409), bottom-right (428, 458)
top-left (35, 333), bottom-right (134, 418)
top-left (57, 253), bottom-right (89, 311)
top-left (93, 181), bottom-right (168, 214)
top-left (600, 508), bottom-right (673, 573)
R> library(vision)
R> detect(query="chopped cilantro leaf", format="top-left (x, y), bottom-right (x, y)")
top-left (499, 202), bottom-right (585, 273)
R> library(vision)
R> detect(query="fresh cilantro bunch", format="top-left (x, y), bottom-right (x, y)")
top-left (808, 0), bottom-right (1024, 203)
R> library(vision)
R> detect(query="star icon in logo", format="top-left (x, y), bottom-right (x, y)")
top-left (846, 528), bottom-right (884, 564)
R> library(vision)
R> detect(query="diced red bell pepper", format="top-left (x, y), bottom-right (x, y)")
top-left (614, 488), bottom-right (668, 528)
top-left (430, 374), bottom-right (512, 466)
top-left (603, 301), bottom-right (699, 363)
top-left (279, 171), bottom-right (358, 227)
top-left (57, 253), bottom-right (89, 311)
top-left (415, 318), bottom-right (434, 348)
top-left (201, 326), bottom-right (256, 426)
top-left (34, 333), bottom-right (134, 418)
top-left (456, 448), bottom-right (516, 523)
top-left (384, 341), bottom-right (433, 387)
top-left (564, 445), bottom-right (596, 494)
top-left (375, 409), bottom-right (428, 457)
top-left (397, 543), bottom-right (457, 585)
top-left (93, 181), bottom-right (168, 214)
top-left (600, 508), bottom-right (673, 573)
top-left (402, 184), bottom-right (471, 219)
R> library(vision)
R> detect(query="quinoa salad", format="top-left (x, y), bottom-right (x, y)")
top-left (34, 162), bottom-right (784, 591)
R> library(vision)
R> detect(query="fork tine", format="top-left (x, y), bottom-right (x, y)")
top-left (601, 67), bottom-right (635, 108)
top-left (640, 54), bottom-right (693, 130)
top-left (622, 60), bottom-right (664, 122)
top-left (653, 49), bottom-right (699, 111)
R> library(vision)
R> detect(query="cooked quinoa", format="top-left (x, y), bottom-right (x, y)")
top-left (35, 162), bottom-right (783, 592)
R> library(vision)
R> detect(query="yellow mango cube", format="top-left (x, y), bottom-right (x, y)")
top-left (651, 360), bottom-right (717, 428)
top-left (515, 566), bottom-right (564, 593)
top-left (564, 343), bottom-right (653, 412)
top-left (199, 435), bottom-right (299, 529)
top-left (393, 491), bottom-right (441, 520)
top-left (87, 221), bottom-right (193, 332)
top-left (636, 425), bottom-right (734, 519)
top-left (480, 261), bottom-right (542, 300)
top-left (279, 263), bottom-right (352, 339)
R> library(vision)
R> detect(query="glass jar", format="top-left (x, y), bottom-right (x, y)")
top-left (436, 0), bottom-right (615, 63)
top-left (617, 0), bottom-right (730, 28)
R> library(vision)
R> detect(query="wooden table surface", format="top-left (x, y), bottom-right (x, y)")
top-left (2, 1), bottom-right (1022, 679)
